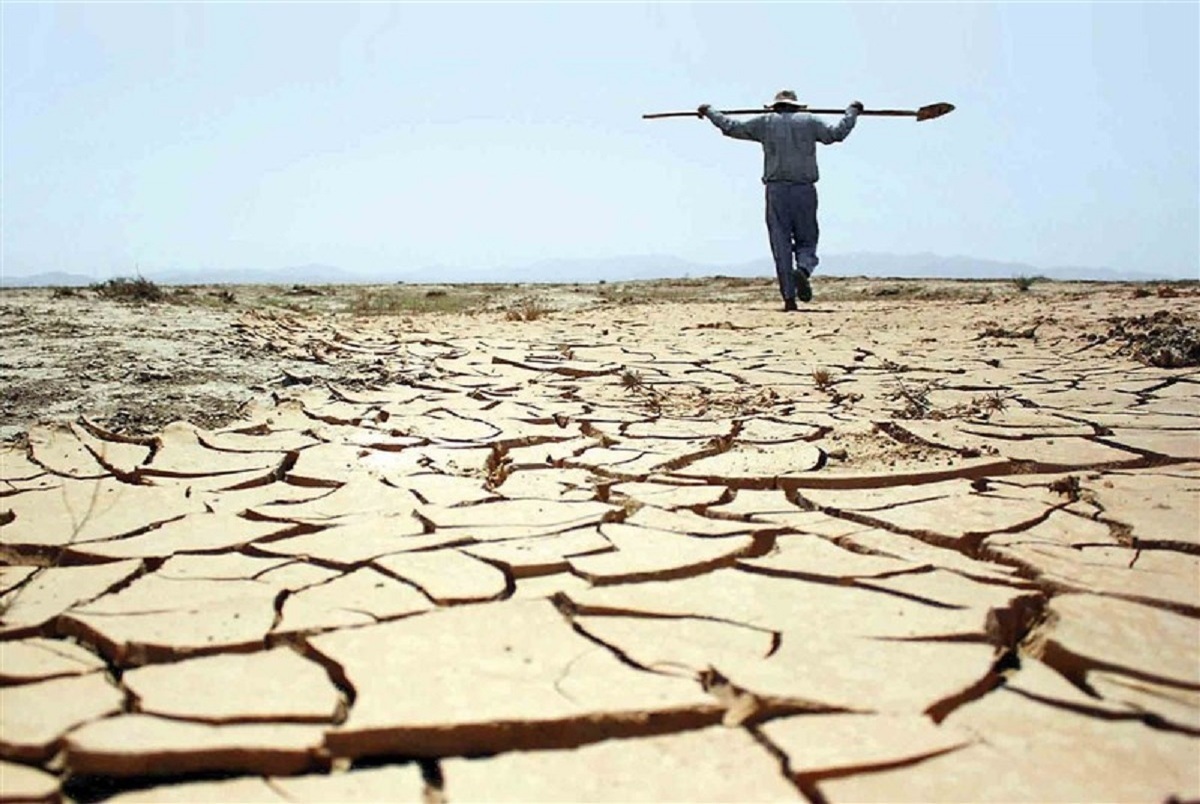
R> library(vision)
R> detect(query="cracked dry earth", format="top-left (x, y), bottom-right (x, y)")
top-left (1, 281), bottom-right (1199, 803)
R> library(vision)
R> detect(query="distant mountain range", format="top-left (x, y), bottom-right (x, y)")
top-left (1, 253), bottom-right (1185, 288)
top-left (0, 264), bottom-right (363, 288)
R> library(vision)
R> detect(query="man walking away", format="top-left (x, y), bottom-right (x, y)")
top-left (698, 90), bottom-right (863, 311)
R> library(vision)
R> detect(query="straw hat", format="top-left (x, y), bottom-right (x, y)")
top-left (767, 89), bottom-right (805, 109)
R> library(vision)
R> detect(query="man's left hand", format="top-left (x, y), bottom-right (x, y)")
top-left (849, 100), bottom-right (864, 113)
top-left (697, 104), bottom-right (712, 117)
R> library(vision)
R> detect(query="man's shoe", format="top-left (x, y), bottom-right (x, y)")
top-left (783, 298), bottom-right (798, 312)
top-left (794, 270), bottom-right (813, 303)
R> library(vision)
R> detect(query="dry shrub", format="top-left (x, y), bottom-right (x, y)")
top-left (888, 380), bottom-right (936, 419)
top-left (1048, 475), bottom-right (1081, 501)
top-left (621, 369), bottom-right (644, 390)
top-left (284, 285), bottom-right (325, 297)
top-left (91, 277), bottom-right (164, 303)
top-left (505, 300), bottom-right (550, 321)
top-left (958, 392), bottom-right (1008, 419)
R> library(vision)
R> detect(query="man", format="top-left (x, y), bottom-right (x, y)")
top-left (699, 90), bottom-right (863, 311)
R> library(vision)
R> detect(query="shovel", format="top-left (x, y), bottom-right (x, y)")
top-left (643, 101), bottom-right (955, 122)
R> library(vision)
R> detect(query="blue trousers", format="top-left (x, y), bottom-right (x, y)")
top-left (765, 182), bottom-right (819, 301)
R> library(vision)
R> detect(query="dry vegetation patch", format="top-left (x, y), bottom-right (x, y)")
top-left (90, 277), bottom-right (165, 303)
top-left (351, 286), bottom-right (480, 316)
top-left (505, 299), bottom-right (552, 321)
top-left (1105, 310), bottom-right (1200, 368)
top-left (3, 277), bottom-right (1197, 443)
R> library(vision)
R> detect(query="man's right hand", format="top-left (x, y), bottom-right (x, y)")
top-left (697, 104), bottom-right (712, 117)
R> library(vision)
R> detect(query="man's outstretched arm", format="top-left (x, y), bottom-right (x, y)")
top-left (698, 104), bottom-right (765, 142)
top-left (815, 101), bottom-right (863, 144)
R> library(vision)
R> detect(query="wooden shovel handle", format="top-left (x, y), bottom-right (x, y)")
top-left (643, 102), bottom-right (954, 122)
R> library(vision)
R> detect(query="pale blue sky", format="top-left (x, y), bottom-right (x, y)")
top-left (3, 2), bottom-right (1197, 280)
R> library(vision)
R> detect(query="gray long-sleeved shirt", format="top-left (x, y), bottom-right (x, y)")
top-left (704, 107), bottom-right (859, 184)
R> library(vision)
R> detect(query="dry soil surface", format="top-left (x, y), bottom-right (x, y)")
top-left (1, 276), bottom-right (1198, 802)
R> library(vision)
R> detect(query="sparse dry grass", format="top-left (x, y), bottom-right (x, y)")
top-left (505, 299), bottom-right (552, 321)
top-left (958, 391), bottom-right (1008, 418)
top-left (888, 380), bottom-right (937, 419)
top-left (33, 275), bottom-right (1125, 316)
top-left (167, 287), bottom-right (238, 308)
top-left (350, 287), bottom-right (478, 316)
top-left (888, 379), bottom-right (1009, 421)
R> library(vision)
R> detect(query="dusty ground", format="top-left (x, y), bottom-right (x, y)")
top-left (1, 275), bottom-right (1198, 802)
top-left (3, 276), bottom-right (1196, 444)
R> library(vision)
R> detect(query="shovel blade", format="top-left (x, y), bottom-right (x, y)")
top-left (916, 102), bottom-right (955, 122)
